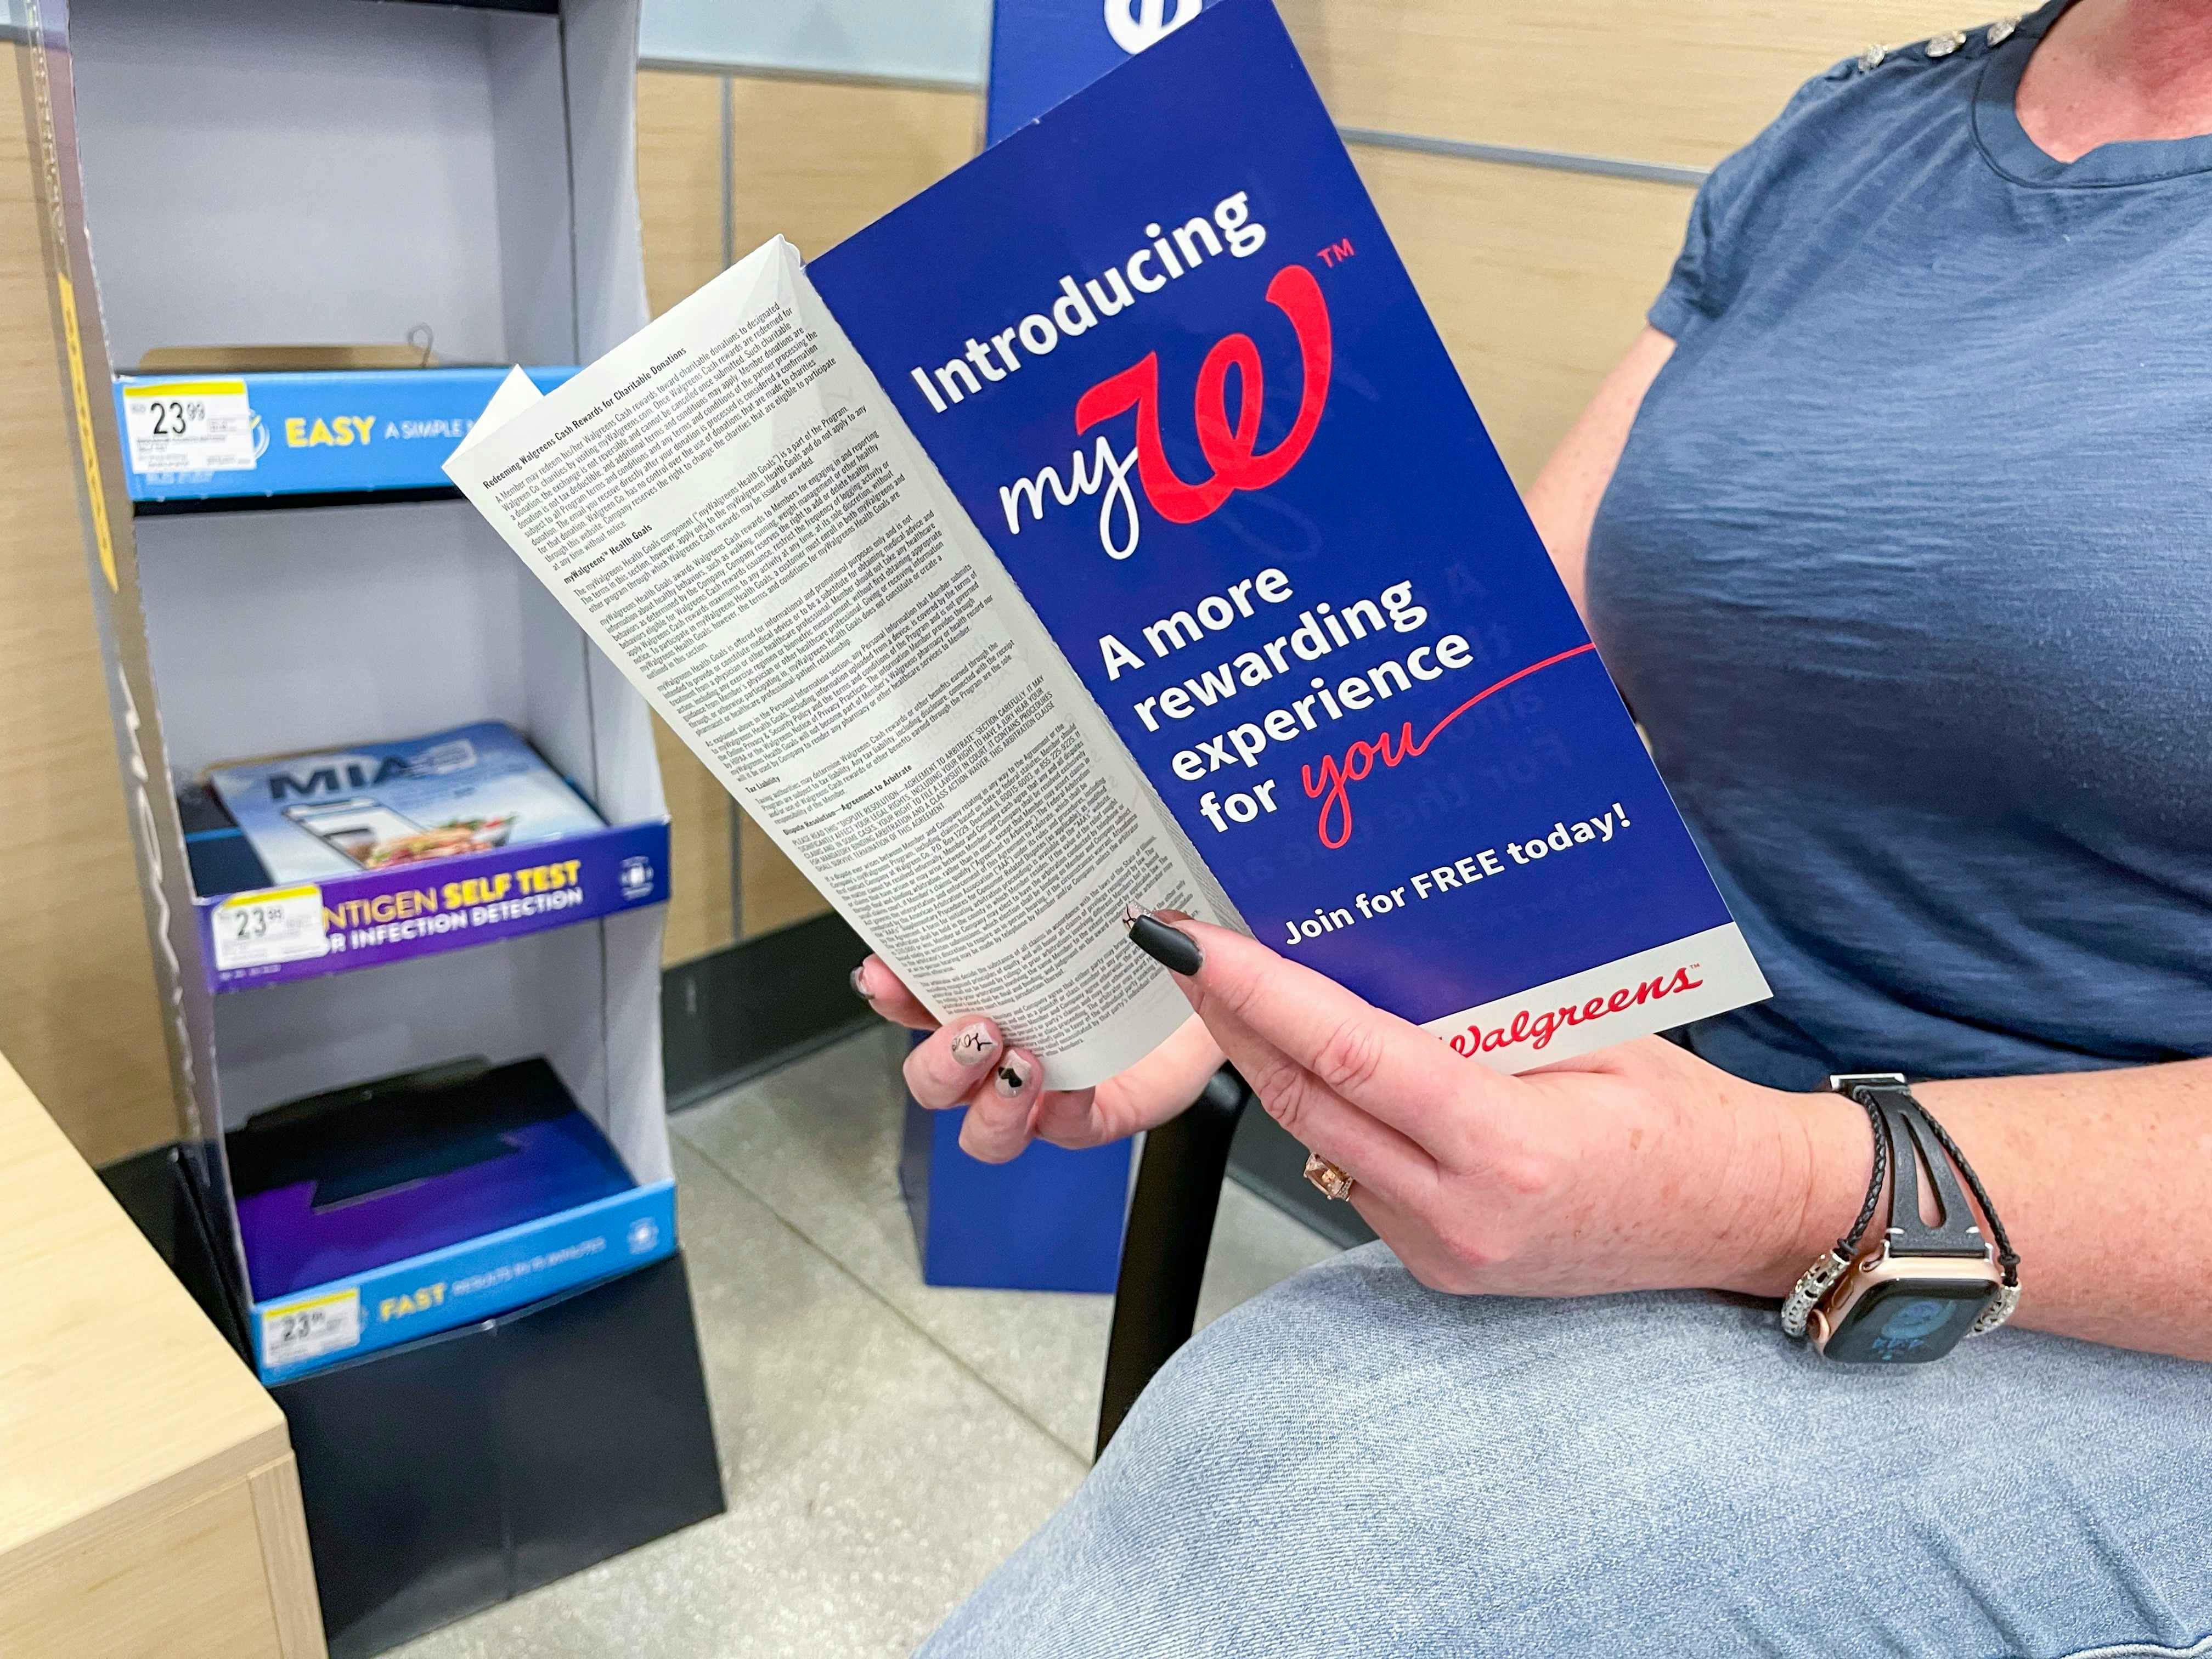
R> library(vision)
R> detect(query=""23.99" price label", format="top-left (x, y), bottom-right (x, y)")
top-left (212, 885), bottom-right (328, 972)
top-left (121, 379), bottom-right (259, 474)
top-left (261, 1289), bottom-right (361, 1369)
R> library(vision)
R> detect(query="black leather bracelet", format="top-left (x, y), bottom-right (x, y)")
top-left (1862, 1085), bottom-right (2019, 1279)
top-left (1829, 1086), bottom-right (1891, 1264)
top-left (1892, 1092), bottom-right (2021, 1290)
top-left (1781, 1074), bottom-right (2021, 1347)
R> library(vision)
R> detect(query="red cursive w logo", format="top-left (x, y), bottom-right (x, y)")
top-left (1073, 263), bottom-right (1331, 524)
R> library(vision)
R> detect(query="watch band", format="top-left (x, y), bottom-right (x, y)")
top-left (1876, 1083), bottom-right (2022, 1336)
top-left (1781, 1074), bottom-right (2023, 1342)
top-left (1778, 1084), bottom-right (1889, 1338)
top-left (1861, 1084), bottom-right (1989, 1257)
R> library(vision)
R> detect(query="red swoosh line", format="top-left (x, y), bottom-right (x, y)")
top-left (1299, 641), bottom-right (1600, 849)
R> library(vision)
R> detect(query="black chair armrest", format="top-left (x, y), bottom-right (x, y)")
top-left (1095, 1065), bottom-right (1250, 1457)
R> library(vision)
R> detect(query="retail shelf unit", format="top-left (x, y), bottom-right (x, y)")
top-left (26, 0), bottom-right (689, 1382)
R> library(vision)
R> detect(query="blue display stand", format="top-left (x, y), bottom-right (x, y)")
top-left (986, 0), bottom-right (1225, 144)
top-left (899, 1091), bottom-right (1132, 1293)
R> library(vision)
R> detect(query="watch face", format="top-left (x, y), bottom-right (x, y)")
top-left (1825, 1278), bottom-right (1995, 1364)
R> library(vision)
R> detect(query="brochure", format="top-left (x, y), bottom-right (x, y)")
top-left (206, 719), bottom-right (606, 884)
top-left (444, 0), bottom-right (1767, 1090)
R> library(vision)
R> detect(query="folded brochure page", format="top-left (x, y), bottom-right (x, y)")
top-left (447, 256), bottom-right (1215, 1091)
top-left (445, 0), bottom-right (1767, 1092)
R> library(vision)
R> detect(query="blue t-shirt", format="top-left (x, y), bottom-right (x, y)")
top-left (1587, 0), bottom-right (2212, 1093)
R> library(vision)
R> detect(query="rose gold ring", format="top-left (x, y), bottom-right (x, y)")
top-left (1302, 1151), bottom-right (1355, 1201)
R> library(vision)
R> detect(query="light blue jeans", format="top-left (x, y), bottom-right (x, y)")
top-left (922, 1243), bottom-right (2212, 1657)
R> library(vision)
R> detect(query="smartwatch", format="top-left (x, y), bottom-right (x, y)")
top-left (1780, 1074), bottom-right (2021, 1364)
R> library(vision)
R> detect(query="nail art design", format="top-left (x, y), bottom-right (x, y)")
top-left (995, 1054), bottom-right (1034, 1097)
top-left (850, 963), bottom-right (874, 1000)
top-left (1125, 907), bottom-right (1203, 975)
top-left (949, 1024), bottom-right (1000, 1068)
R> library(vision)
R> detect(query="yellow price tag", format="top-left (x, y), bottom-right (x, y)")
top-left (213, 885), bottom-right (327, 971)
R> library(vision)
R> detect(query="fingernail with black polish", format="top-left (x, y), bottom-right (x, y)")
top-left (995, 1054), bottom-right (1034, 1097)
top-left (1124, 907), bottom-right (1203, 975)
top-left (949, 1023), bottom-right (1000, 1068)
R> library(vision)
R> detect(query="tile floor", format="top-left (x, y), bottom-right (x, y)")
top-left (396, 1024), bottom-right (1337, 1658)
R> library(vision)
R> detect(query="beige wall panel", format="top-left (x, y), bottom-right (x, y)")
top-left (0, 48), bottom-right (175, 1164)
top-left (1351, 145), bottom-right (1694, 485)
top-left (726, 75), bottom-right (980, 261)
top-left (1282, 0), bottom-right (1974, 168)
top-left (652, 714), bottom-right (735, 962)
top-left (738, 811), bottom-right (836, 942)
top-left (637, 68), bottom-right (727, 317)
top-left (724, 74), bottom-right (983, 940)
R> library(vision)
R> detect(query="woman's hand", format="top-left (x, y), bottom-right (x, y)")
top-left (853, 957), bottom-right (1226, 1164)
top-left (1130, 913), bottom-right (1869, 1300)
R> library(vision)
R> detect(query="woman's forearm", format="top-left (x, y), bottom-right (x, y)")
top-left (1750, 1057), bottom-right (2212, 1361)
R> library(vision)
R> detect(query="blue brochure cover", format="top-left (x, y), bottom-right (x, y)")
top-left (810, 0), bottom-right (1767, 1064)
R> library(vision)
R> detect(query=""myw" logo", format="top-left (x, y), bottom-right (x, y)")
top-left (996, 261), bottom-right (1333, 562)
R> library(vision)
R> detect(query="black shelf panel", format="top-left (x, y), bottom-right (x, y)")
top-left (134, 485), bottom-right (465, 516)
top-left (370, 1), bottom-right (560, 13)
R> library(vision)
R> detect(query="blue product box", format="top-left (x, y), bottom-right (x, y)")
top-left (230, 1056), bottom-right (679, 1383)
top-left (195, 816), bottom-right (670, 994)
top-left (206, 720), bottom-right (607, 885)
top-left (115, 366), bottom-right (576, 502)
top-left (250, 1180), bottom-right (678, 1383)
top-left (190, 722), bottom-right (667, 993)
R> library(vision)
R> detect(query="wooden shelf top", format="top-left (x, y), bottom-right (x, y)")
top-left (0, 1051), bottom-right (287, 1570)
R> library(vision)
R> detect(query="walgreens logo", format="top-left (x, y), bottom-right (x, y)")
top-left (1446, 964), bottom-right (1706, 1060)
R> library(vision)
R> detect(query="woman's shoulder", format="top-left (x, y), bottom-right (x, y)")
top-left (1719, 24), bottom-right (2008, 202)
top-left (1656, 24), bottom-right (2009, 333)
